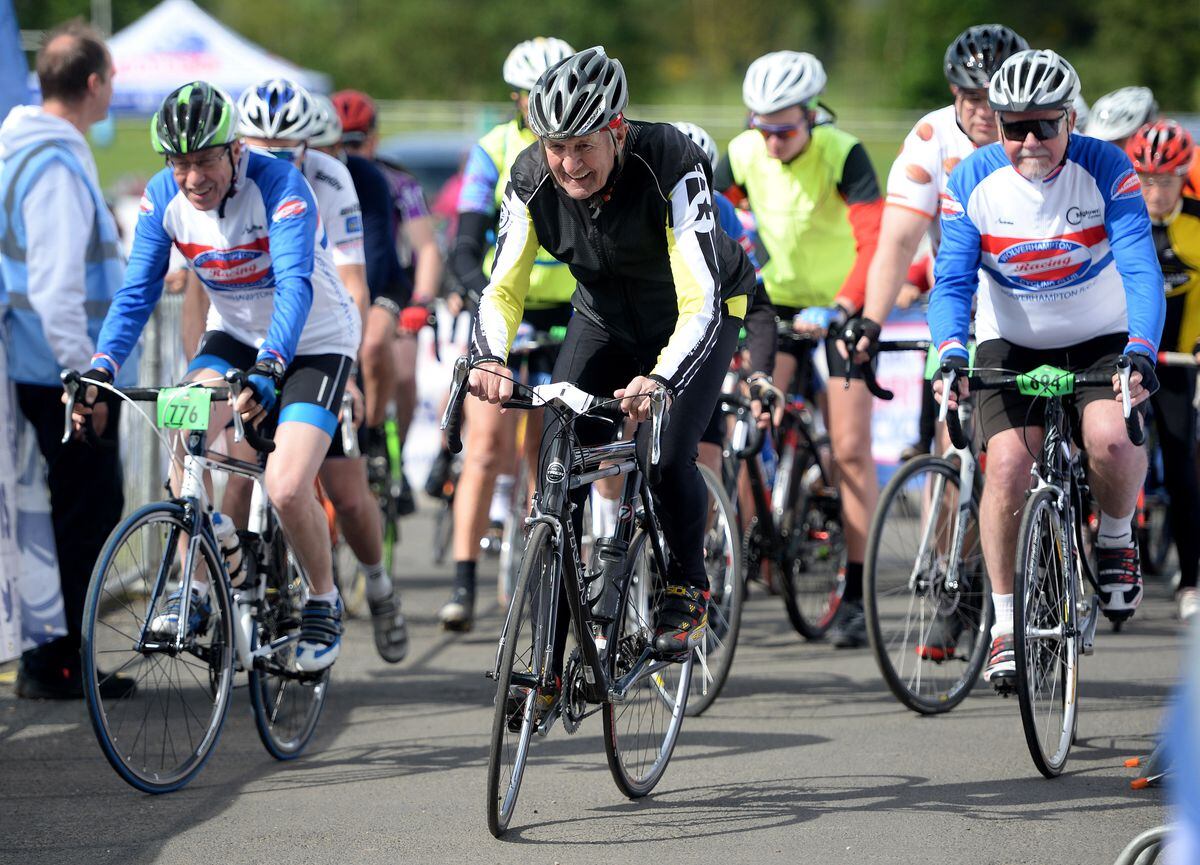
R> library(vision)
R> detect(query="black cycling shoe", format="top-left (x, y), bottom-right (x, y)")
top-left (424, 447), bottom-right (456, 500)
top-left (439, 586), bottom-right (475, 632)
top-left (396, 471), bottom-right (416, 517)
top-left (368, 590), bottom-right (409, 663)
top-left (15, 641), bottom-right (137, 701)
top-left (653, 585), bottom-right (709, 657)
top-left (829, 599), bottom-right (868, 648)
top-left (916, 613), bottom-right (965, 661)
top-left (506, 678), bottom-right (559, 733)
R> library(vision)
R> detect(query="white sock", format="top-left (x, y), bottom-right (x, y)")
top-left (489, 474), bottom-right (515, 524)
top-left (591, 491), bottom-right (620, 540)
top-left (991, 593), bottom-right (1014, 639)
top-left (190, 580), bottom-right (210, 599)
top-left (363, 561), bottom-right (391, 602)
top-left (1097, 510), bottom-right (1135, 549)
top-left (310, 588), bottom-right (339, 605)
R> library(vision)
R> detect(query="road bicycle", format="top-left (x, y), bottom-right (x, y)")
top-left (442, 358), bottom-right (695, 837)
top-left (69, 370), bottom-right (328, 793)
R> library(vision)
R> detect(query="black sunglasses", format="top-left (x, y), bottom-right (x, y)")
top-left (999, 111), bottom-right (1068, 142)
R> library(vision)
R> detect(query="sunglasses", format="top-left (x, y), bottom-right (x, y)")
top-left (166, 147), bottom-right (228, 172)
top-left (750, 117), bottom-right (804, 139)
top-left (999, 111), bottom-right (1067, 142)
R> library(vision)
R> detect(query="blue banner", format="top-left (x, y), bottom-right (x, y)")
top-left (0, 0), bottom-right (29, 118)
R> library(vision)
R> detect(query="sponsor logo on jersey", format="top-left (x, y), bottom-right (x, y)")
top-left (1111, 168), bottom-right (1142, 201)
top-left (272, 196), bottom-right (308, 223)
top-left (1066, 206), bottom-right (1102, 225)
top-left (345, 215), bottom-right (362, 234)
top-left (995, 238), bottom-right (1092, 290)
top-left (138, 195), bottom-right (154, 216)
top-left (940, 194), bottom-right (965, 221)
top-left (179, 238), bottom-right (272, 288)
top-left (314, 170), bottom-right (343, 192)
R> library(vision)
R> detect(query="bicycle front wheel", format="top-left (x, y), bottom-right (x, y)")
top-left (1014, 487), bottom-right (1080, 778)
top-left (82, 502), bottom-right (235, 794)
top-left (864, 454), bottom-right (991, 714)
top-left (603, 529), bottom-right (693, 798)
top-left (249, 535), bottom-right (329, 760)
top-left (486, 521), bottom-right (556, 837)
top-left (686, 464), bottom-right (744, 716)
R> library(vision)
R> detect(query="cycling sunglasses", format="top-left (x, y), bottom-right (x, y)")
top-left (999, 111), bottom-right (1068, 142)
top-left (750, 117), bottom-right (804, 139)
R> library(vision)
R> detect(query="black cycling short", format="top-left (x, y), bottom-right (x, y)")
top-left (507, 304), bottom-right (573, 387)
top-left (188, 330), bottom-right (352, 438)
top-left (974, 333), bottom-right (1126, 444)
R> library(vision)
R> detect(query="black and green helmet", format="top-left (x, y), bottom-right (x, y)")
top-left (151, 82), bottom-right (238, 155)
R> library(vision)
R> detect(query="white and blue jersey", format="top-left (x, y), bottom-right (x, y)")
top-left (929, 133), bottom-right (1164, 362)
top-left (92, 149), bottom-right (360, 377)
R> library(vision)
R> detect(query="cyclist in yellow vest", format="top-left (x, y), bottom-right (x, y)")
top-left (715, 50), bottom-right (884, 648)
top-left (438, 37), bottom-right (577, 629)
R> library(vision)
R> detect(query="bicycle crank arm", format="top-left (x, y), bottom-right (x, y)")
top-left (1080, 596), bottom-right (1099, 656)
top-left (609, 646), bottom-right (665, 702)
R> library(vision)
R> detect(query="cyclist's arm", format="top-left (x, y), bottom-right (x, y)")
top-left (652, 167), bottom-right (727, 392)
top-left (834, 143), bottom-right (884, 313)
top-left (470, 182), bottom-right (537, 361)
top-left (1105, 177), bottom-right (1166, 357)
top-left (405, 214), bottom-right (443, 304)
top-left (91, 178), bottom-right (173, 377)
top-left (862, 206), bottom-right (929, 324)
top-left (928, 183), bottom-right (980, 364)
top-left (23, 162), bottom-right (96, 372)
top-left (356, 160), bottom-right (412, 307)
top-left (451, 144), bottom-right (502, 304)
top-left (258, 173), bottom-right (319, 367)
top-left (338, 263), bottom-right (370, 324)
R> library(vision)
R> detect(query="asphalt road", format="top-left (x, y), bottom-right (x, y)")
top-left (0, 502), bottom-right (1183, 865)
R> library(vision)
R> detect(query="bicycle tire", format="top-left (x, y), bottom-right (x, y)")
top-left (82, 502), bottom-right (235, 794)
top-left (1014, 487), bottom-right (1080, 778)
top-left (778, 437), bottom-right (844, 640)
top-left (686, 463), bottom-right (744, 716)
top-left (603, 529), bottom-right (693, 798)
top-left (486, 521), bottom-right (556, 837)
top-left (864, 454), bottom-right (992, 714)
top-left (250, 533), bottom-right (329, 760)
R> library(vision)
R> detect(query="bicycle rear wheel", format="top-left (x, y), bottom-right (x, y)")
top-left (249, 532), bottom-right (329, 760)
top-left (778, 439), bottom-right (844, 639)
top-left (603, 529), bottom-right (693, 798)
top-left (82, 502), bottom-right (235, 793)
top-left (686, 464), bottom-right (744, 716)
top-left (864, 454), bottom-right (991, 714)
top-left (1014, 487), bottom-right (1080, 778)
top-left (486, 522), bottom-right (556, 837)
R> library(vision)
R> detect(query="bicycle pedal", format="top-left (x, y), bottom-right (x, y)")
top-left (991, 678), bottom-right (1016, 698)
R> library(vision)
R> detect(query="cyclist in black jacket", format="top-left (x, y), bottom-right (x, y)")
top-left (468, 46), bottom-right (755, 653)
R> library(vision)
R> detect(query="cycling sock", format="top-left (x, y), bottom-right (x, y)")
top-left (363, 561), bottom-right (391, 602)
top-left (489, 474), bottom-right (515, 524)
top-left (590, 490), bottom-right (620, 540)
top-left (1097, 510), bottom-right (1135, 549)
top-left (454, 560), bottom-right (477, 593)
top-left (191, 580), bottom-right (210, 599)
top-left (842, 562), bottom-right (863, 603)
top-left (310, 588), bottom-right (339, 605)
top-left (992, 593), bottom-right (1014, 637)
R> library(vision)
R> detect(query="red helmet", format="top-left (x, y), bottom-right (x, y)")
top-left (1126, 120), bottom-right (1195, 176)
top-left (331, 89), bottom-right (377, 141)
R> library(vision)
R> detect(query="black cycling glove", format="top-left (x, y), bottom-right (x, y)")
top-left (1127, 352), bottom-right (1160, 398)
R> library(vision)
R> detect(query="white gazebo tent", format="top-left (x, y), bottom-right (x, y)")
top-left (103, 0), bottom-right (330, 114)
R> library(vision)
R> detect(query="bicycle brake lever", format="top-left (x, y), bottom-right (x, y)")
top-left (650, 388), bottom-right (667, 466)
top-left (1116, 355), bottom-right (1133, 419)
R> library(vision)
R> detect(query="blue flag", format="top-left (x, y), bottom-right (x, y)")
top-left (0, 0), bottom-right (28, 118)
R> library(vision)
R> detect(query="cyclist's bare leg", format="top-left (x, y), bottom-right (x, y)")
top-left (361, 305), bottom-right (397, 427)
top-left (393, 333), bottom-right (418, 440)
top-left (826, 380), bottom-right (878, 563)
top-left (452, 397), bottom-right (518, 562)
top-left (264, 421), bottom-right (336, 595)
top-left (979, 426), bottom-right (1043, 595)
top-left (1080, 398), bottom-right (1147, 521)
top-left (772, 352), bottom-right (798, 426)
top-left (318, 456), bottom-right (383, 566)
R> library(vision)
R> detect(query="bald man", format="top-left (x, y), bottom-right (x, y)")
top-left (0, 21), bottom-right (132, 699)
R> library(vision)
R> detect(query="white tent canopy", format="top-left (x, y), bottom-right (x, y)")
top-left (104, 0), bottom-right (330, 114)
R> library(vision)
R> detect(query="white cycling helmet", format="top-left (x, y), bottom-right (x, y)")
top-left (309, 94), bottom-right (343, 148)
top-left (671, 121), bottom-right (718, 166)
top-left (527, 46), bottom-right (628, 140)
top-left (237, 78), bottom-right (322, 141)
top-left (742, 51), bottom-right (826, 115)
top-left (1086, 86), bottom-right (1157, 142)
top-left (503, 37), bottom-right (576, 91)
top-left (988, 49), bottom-right (1079, 113)
top-left (1071, 92), bottom-right (1091, 132)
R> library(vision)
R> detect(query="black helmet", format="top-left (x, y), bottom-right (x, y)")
top-left (944, 24), bottom-right (1029, 89)
top-left (152, 81), bottom-right (239, 155)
